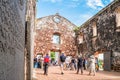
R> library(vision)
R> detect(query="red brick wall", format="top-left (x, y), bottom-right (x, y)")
top-left (34, 14), bottom-right (77, 56)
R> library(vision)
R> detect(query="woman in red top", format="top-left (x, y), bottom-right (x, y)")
top-left (43, 54), bottom-right (50, 75)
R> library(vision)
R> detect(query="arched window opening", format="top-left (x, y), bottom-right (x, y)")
top-left (78, 33), bottom-right (83, 44)
top-left (115, 7), bottom-right (120, 32)
top-left (52, 33), bottom-right (61, 44)
top-left (92, 22), bottom-right (97, 37)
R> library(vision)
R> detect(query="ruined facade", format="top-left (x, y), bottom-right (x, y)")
top-left (0, 0), bottom-right (26, 80)
top-left (76, 0), bottom-right (120, 71)
top-left (34, 14), bottom-right (77, 61)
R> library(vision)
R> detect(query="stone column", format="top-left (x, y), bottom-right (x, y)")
top-left (0, 0), bottom-right (26, 80)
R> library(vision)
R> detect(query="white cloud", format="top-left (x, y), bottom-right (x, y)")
top-left (41, 0), bottom-right (62, 3)
top-left (75, 13), bottom-right (93, 26)
top-left (86, 0), bottom-right (105, 9)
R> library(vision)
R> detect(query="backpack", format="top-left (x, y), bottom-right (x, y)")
top-left (60, 55), bottom-right (66, 62)
top-left (78, 58), bottom-right (83, 66)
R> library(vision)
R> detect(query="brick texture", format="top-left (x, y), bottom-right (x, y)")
top-left (34, 14), bottom-right (77, 56)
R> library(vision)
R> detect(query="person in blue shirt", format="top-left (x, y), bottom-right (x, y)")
top-left (59, 53), bottom-right (66, 75)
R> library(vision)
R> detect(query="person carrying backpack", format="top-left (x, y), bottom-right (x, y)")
top-left (76, 55), bottom-right (84, 74)
top-left (43, 53), bottom-right (50, 75)
top-left (59, 53), bottom-right (66, 75)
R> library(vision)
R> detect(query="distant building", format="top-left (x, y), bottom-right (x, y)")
top-left (34, 13), bottom-right (77, 62)
top-left (76, 0), bottom-right (120, 71)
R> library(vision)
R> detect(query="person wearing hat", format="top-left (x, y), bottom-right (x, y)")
top-left (88, 55), bottom-right (96, 76)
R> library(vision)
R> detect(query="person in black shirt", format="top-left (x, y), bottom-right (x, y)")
top-left (76, 55), bottom-right (83, 74)
top-left (71, 56), bottom-right (77, 70)
top-left (59, 53), bottom-right (66, 74)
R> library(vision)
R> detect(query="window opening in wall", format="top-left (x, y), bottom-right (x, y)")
top-left (115, 7), bottom-right (120, 31)
top-left (53, 16), bottom-right (60, 23)
top-left (92, 22), bottom-right (97, 37)
top-left (78, 34), bottom-right (83, 44)
top-left (52, 34), bottom-right (60, 44)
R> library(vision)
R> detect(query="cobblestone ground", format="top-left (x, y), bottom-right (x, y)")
top-left (32, 66), bottom-right (120, 80)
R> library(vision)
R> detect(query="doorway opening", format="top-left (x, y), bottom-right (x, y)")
top-left (50, 51), bottom-right (60, 65)
top-left (95, 52), bottom-right (104, 71)
top-left (98, 53), bottom-right (104, 70)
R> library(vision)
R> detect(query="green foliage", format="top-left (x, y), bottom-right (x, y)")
top-left (50, 52), bottom-right (55, 58)
top-left (73, 27), bottom-right (79, 32)
top-left (50, 52), bottom-right (55, 61)
top-left (51, 58), bottom-right (55, 61)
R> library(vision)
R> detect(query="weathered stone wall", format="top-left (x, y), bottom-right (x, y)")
top-left (35, 14), bottom-right (77, 56)
top-left (78, 0), bottom-right (120, 53)
top-left (77, 0), bottom-right (120, 71)
top-left (0, 0), bottom-right (26, 80)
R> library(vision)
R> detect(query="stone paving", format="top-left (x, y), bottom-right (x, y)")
top-left (32, 66), bottom-right (120, 80)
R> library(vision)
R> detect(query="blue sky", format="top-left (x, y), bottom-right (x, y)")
top-left (36, 0), bottom-right (114, 26)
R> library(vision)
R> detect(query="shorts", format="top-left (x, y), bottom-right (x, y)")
top-left (60, 62), bottom-right (64, 68)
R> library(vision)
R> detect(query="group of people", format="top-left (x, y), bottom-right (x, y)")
top-left (34, 55), bottom-right (42, 68)
top-left (34, 53), bottom-right (99, 76)
top-left (33, 54), bottom-right (50, 75)
top-left (64, 55), bottom-right (87, 71)
top-left (59, 53), bottom-right (97, 76)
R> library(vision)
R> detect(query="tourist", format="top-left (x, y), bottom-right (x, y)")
top-left (34, 57), bottom-right (37, 68)
top-left (88, 55), bottom-right (96, 76)
top-left (85, 58), bottom-right (88, 70)
top-left (76, 55), bottom-right (83, 74)
top-left (83, 57), bottom-right (87, 70)
top-left (65, 56), bottom-right (71, 70)
top-left (43, 53), bottom-right (50, 75)
top-left (70, 56), bottom-right (76, 70)
top-left (95, 57), bottom-right (99, 72)
top-left (59, 53), bottom-right (66, 74)
top-left (37, 58), bottom-right (41, 68)
top-left (40, 55), bottom-right (44, 69)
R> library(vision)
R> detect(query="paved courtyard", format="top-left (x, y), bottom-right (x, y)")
top-left (32, 66), bottom-right (120, 80)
